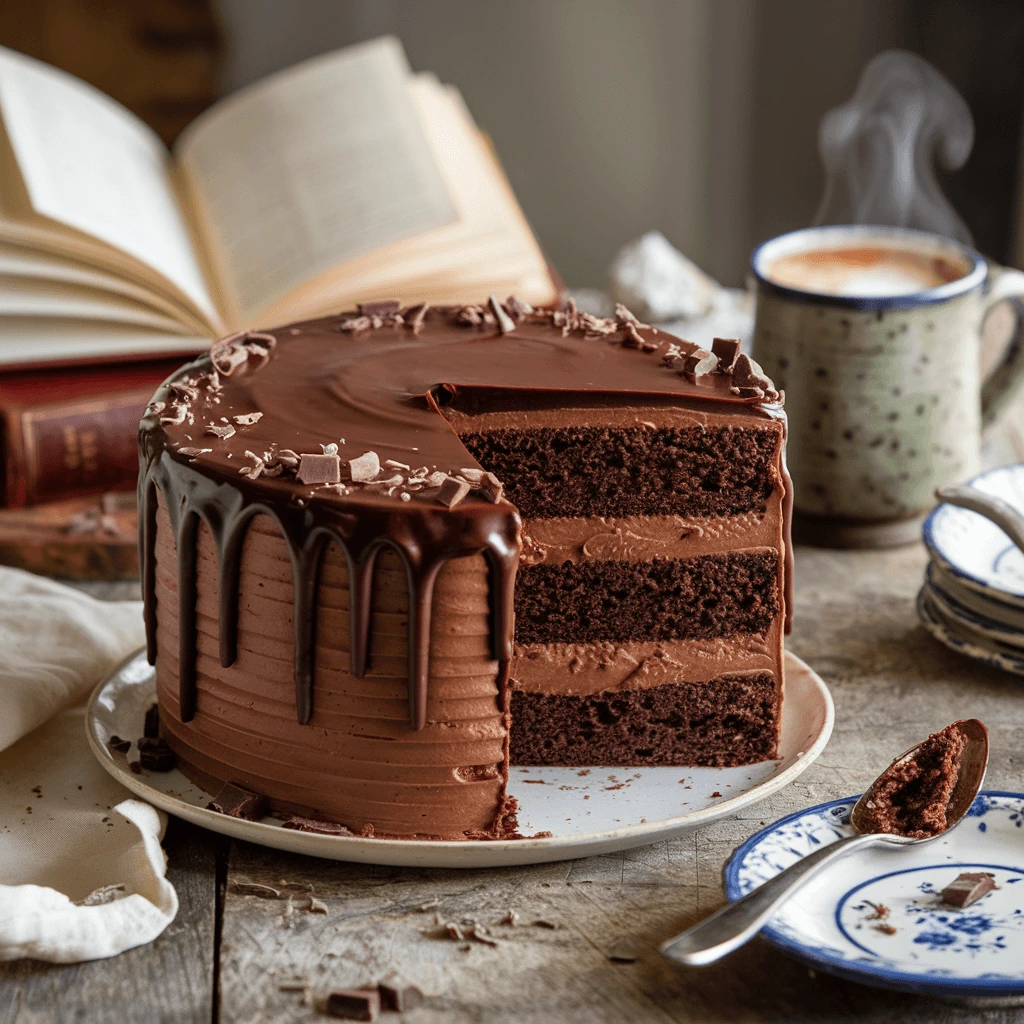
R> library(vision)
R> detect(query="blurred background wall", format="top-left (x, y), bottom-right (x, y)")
top-left (6, 0), bottom-right (1024, 288)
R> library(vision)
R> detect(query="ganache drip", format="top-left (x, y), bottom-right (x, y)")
top-left (139, 423), bottom-right (521, 731)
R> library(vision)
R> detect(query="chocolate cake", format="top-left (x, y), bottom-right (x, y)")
top-left (139, 300), bottom-right (792, 839)
top-left (857, 723), bottom-right (968, 838)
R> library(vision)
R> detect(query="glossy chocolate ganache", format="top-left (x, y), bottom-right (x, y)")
top-left (139, 299), bottom-right (793, 838)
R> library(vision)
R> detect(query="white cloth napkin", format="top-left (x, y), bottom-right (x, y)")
top-left (0, 567), bottom-right (177, 962)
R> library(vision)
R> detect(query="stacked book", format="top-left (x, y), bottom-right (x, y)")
top-left (0, 37), bottom-right (557, 536)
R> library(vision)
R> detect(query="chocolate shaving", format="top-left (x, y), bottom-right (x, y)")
top-left (403, 302), bottom-right (429, 333)
top-left (233, 412), bottom-right (263, 426)
top-left (239, 451), bottom-right (265, 479)
top-left (176, 446), bottom-right (211, 458)
top-left (159, 403), bottom-right (188, 427)
top-left (297, 453), bottom-right (342, 485)
top-left (730, 385), bottom-right (763, 399)
top-left (435, 476), bottom-right (471, 508)
top-left (337, 314), bottom-right (372, 333)
top-left (205, 423), bottom-right (236, 440)
top-left (207, 782), bottom-right (268, 820)
top-left (477, 471), bottom-right (503, 503)
top-left (347, 451), bottom-right (380, 482)
top-left (488, 295), bottom-right (517, 334)
top-left (505, 295), bottom-right (533, 320)
top-left (681, 349), bottom-right (719, 383)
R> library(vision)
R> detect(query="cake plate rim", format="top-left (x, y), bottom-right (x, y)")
top-left (85, 649), bottom-right (834, 868)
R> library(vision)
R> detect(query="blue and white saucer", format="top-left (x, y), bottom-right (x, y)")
top-left (917, 582), bottom-right (1024, 678)
top-left (924, 465), bottom-right (1024, 610)
top-left (725, 793), bottom-right (1024, 1001)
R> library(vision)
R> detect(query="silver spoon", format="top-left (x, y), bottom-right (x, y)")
top-left (660, 719), bottom-right (989, 967)
top-left (935, 485), bottom-right (1024, 555)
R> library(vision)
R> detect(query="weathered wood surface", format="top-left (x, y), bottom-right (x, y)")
top-left (5, 543), bottom-right (1024, 1022)
top-left (216, 543), bottom-right (1024, 1023)
top-left (0, 819), bottom-right (221, 1024)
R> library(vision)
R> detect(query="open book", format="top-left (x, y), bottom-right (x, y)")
top-left (0, 37), bottom-right (557, 368)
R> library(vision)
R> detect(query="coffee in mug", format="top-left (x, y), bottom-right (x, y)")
top-left (751, 225), bottom-right (1024, 547)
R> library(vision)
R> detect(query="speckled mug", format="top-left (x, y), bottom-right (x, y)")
top-left (752, 225), bottom-right (1024, 547)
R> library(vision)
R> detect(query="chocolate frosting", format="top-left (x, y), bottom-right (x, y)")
top-left (139, 301), bottom-right (792, 734)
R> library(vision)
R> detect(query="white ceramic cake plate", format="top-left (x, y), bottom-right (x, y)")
top-left (725, 794), bottom-right (1024, 1002)
top-left (86, 649), bottom-right (833, 868)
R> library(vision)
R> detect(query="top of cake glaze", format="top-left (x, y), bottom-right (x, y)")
top-left (146, 299), bottom-right (784, 502)
top-left (139, 299), bottom-right (789, 735)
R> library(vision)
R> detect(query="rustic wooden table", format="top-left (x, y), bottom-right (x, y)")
top-left (2, 542), bottom-right (1023, 1023)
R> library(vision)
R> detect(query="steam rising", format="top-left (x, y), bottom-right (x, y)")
top-left (814, 50), bottom-right (974, 244)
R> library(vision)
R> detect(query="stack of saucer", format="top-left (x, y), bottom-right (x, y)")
top-left (920, 465), bottom-right (1024, 675)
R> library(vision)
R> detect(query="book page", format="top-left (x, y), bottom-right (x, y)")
top-left (175, 36), bottom-right (458, 327)
top-left (0, 47), bottom-right (217, 326)
top-left (254, 75), bottom-right (556, 324)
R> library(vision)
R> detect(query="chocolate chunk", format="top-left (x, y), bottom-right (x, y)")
top-left (325, 989), bottom-right (379, 1020)
top-left (435, 476), bottom-right (471, 508)
top-left (730, 385), bottom-right (763, 399)
top-left (711, 337), bottom-right (741, 372)
top-left (681, 349), bottom-right (719, 383)
top-left (378, 974), bottom-right (425, 1012)
top-left (207, 782), bottom-right (268, 820)
top-left (129, 760), bottom-right (143, 774)
top-left (358, 299), bottom-right (401, 317)
top-left (940, 872), bottom-right (997, 908)
top-left (488, 295), bottom-right (517, 334)
top-left (347, 451), bottom-right (381, 482)
top-left (107, 735), bottom-right (132, 755)
top-left (281, 815), bottom-right (354, 835)
top-left (297, 453), bottom-right (341, 485)
top-left (137, 737), bottom-right (176, 772)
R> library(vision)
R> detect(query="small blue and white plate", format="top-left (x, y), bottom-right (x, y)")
top-left (917, 584), bottom-right (1024, 677)
top-left (924, 465), bottom-right (1024, 610)
top-left (928, 561), bottom-right (1024, 634)
top-left (725, 793), bottom-right (1024, 1001)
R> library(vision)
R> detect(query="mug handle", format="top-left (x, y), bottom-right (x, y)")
top-left (980, 264), bottom-right (1024, 427)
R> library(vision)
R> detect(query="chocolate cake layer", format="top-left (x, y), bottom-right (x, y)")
top-left (509, 674), bottom-right (779, 767)
top-left (514, 551), bottom-right (780, 645)
top-left (460, 425), bottom-right (779, 519)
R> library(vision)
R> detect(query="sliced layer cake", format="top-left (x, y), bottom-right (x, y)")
top-left (139, 301), bottom-right (792, 838)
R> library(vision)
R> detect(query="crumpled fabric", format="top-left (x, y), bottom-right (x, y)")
top-left (0, 567), bottom-right (177, 962)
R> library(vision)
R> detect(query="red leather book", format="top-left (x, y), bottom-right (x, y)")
top-left (0, 359), bottom-right (187, 507)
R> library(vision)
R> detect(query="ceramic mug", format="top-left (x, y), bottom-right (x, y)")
top-left (751, 224), bottom-right (1024, 547)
